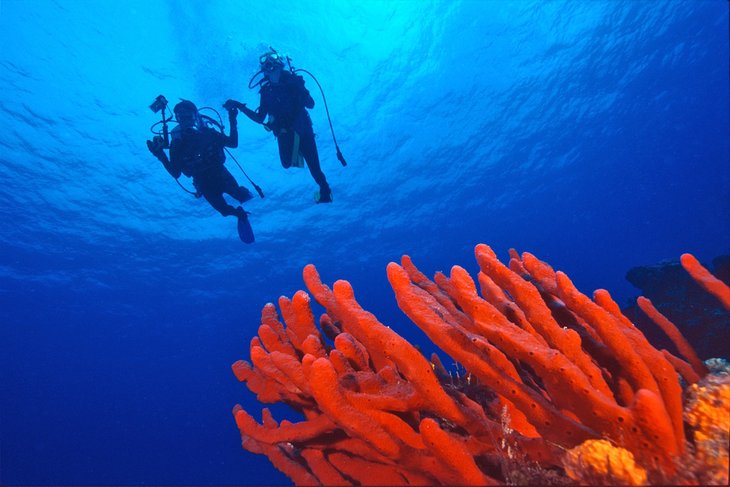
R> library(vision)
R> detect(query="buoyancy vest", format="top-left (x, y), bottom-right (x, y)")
top-left (170, 126), bottom-right (226, 178)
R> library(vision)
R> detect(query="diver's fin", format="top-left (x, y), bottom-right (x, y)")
top-left (315, 189), bottom-right (333, 204)
top-left (237, 212), bottom-right (255, 244)
top-left (238, 186), bottom-right (255, 204)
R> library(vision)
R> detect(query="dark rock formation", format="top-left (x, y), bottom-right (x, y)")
top-left (623, 255), bottom-right (730, 361)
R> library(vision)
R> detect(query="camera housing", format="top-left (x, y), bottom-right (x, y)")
top-left (149, 95), bottom-right (168, 113)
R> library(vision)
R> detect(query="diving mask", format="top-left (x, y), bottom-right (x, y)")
top-left (174, 102), bottom-right (200, 130)
top-left (260, 52), bottom-right (284, 73)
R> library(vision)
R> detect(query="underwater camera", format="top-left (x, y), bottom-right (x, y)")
top-left (149, 94), bottom-right (168, 113)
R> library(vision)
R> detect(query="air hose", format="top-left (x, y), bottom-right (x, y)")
top-left (294, 68), bottom-right (348, 167)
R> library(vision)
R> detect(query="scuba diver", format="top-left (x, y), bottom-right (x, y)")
top-left (146, 99), bottom-right (255, 244)
top-left (224, 49), bottom-right (335, 204)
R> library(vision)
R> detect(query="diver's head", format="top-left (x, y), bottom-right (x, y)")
top-left (259, 50), bottom-right (284, 82)
top-left (174, 100), bottom-right (199, 130)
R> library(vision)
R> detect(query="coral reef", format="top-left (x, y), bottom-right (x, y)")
top-left (231, 245), bottom-right (730, 485)
top-left (682, 359), bottom-right (730, 486)
top-left (562, 439), bottom-right (647, 486)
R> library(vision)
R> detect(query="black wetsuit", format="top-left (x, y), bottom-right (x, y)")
top-left (242, 71), bottom-right (330, 196)
top-left (162, 125), bottom-right (250, 217)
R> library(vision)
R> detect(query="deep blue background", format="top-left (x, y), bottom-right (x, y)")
top-left (1, 1), bottom-right (728, 485)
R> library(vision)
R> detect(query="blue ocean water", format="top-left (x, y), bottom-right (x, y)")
top-left (0, 0), bottom-right (728, 485)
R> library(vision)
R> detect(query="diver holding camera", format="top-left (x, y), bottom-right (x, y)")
top-left (146, 95), bottom-right (255, 244)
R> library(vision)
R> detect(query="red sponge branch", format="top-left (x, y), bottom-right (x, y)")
top-left (680, 253), bottom-right (730, 309)
top-left (231, 246), bottom-right (723, 485)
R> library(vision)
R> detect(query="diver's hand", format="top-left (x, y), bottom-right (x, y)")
top-left (223, 99), bottom-right (244, 111)
top-left (146, 136), bottom-right (165, 158)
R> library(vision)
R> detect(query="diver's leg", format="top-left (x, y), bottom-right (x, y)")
top-left (202, 190), bottom-right (239, 217)
top-left (277, 131), bottom-right (294, 169)
top-left (204, 187), bottom-right (252, 243)
top-left (221, 168), bottom-right (253, 203)
top-left (299, 132), bottom-right (331, 200)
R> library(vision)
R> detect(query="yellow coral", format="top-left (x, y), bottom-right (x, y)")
top-left (563, 439), bottom-right (647, 486)
top-left (684, 374), bottom-right (730, 486)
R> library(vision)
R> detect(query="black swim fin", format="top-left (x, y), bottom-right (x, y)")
top-left (237, 212), bottom-right (255, 244)
top-left (315, 189), bottom-right (333, 204)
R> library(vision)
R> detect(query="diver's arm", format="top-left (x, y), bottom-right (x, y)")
top-left (223, 107), bottom-right (239, 148)
top-left (241, 103), bottom-right (266, 124)
top-left (165, 143), bottom-right (183, 179)
top-left (225, 98), bottom-right (267, 124)
top-left (303, 90), bottom-right (315, 109)
top-left (162, 157), bottom-right (181, 179)
top-left (295, 75), bottom-right (315, 109)
top-left (147, 136), bottom-right (181, 178)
